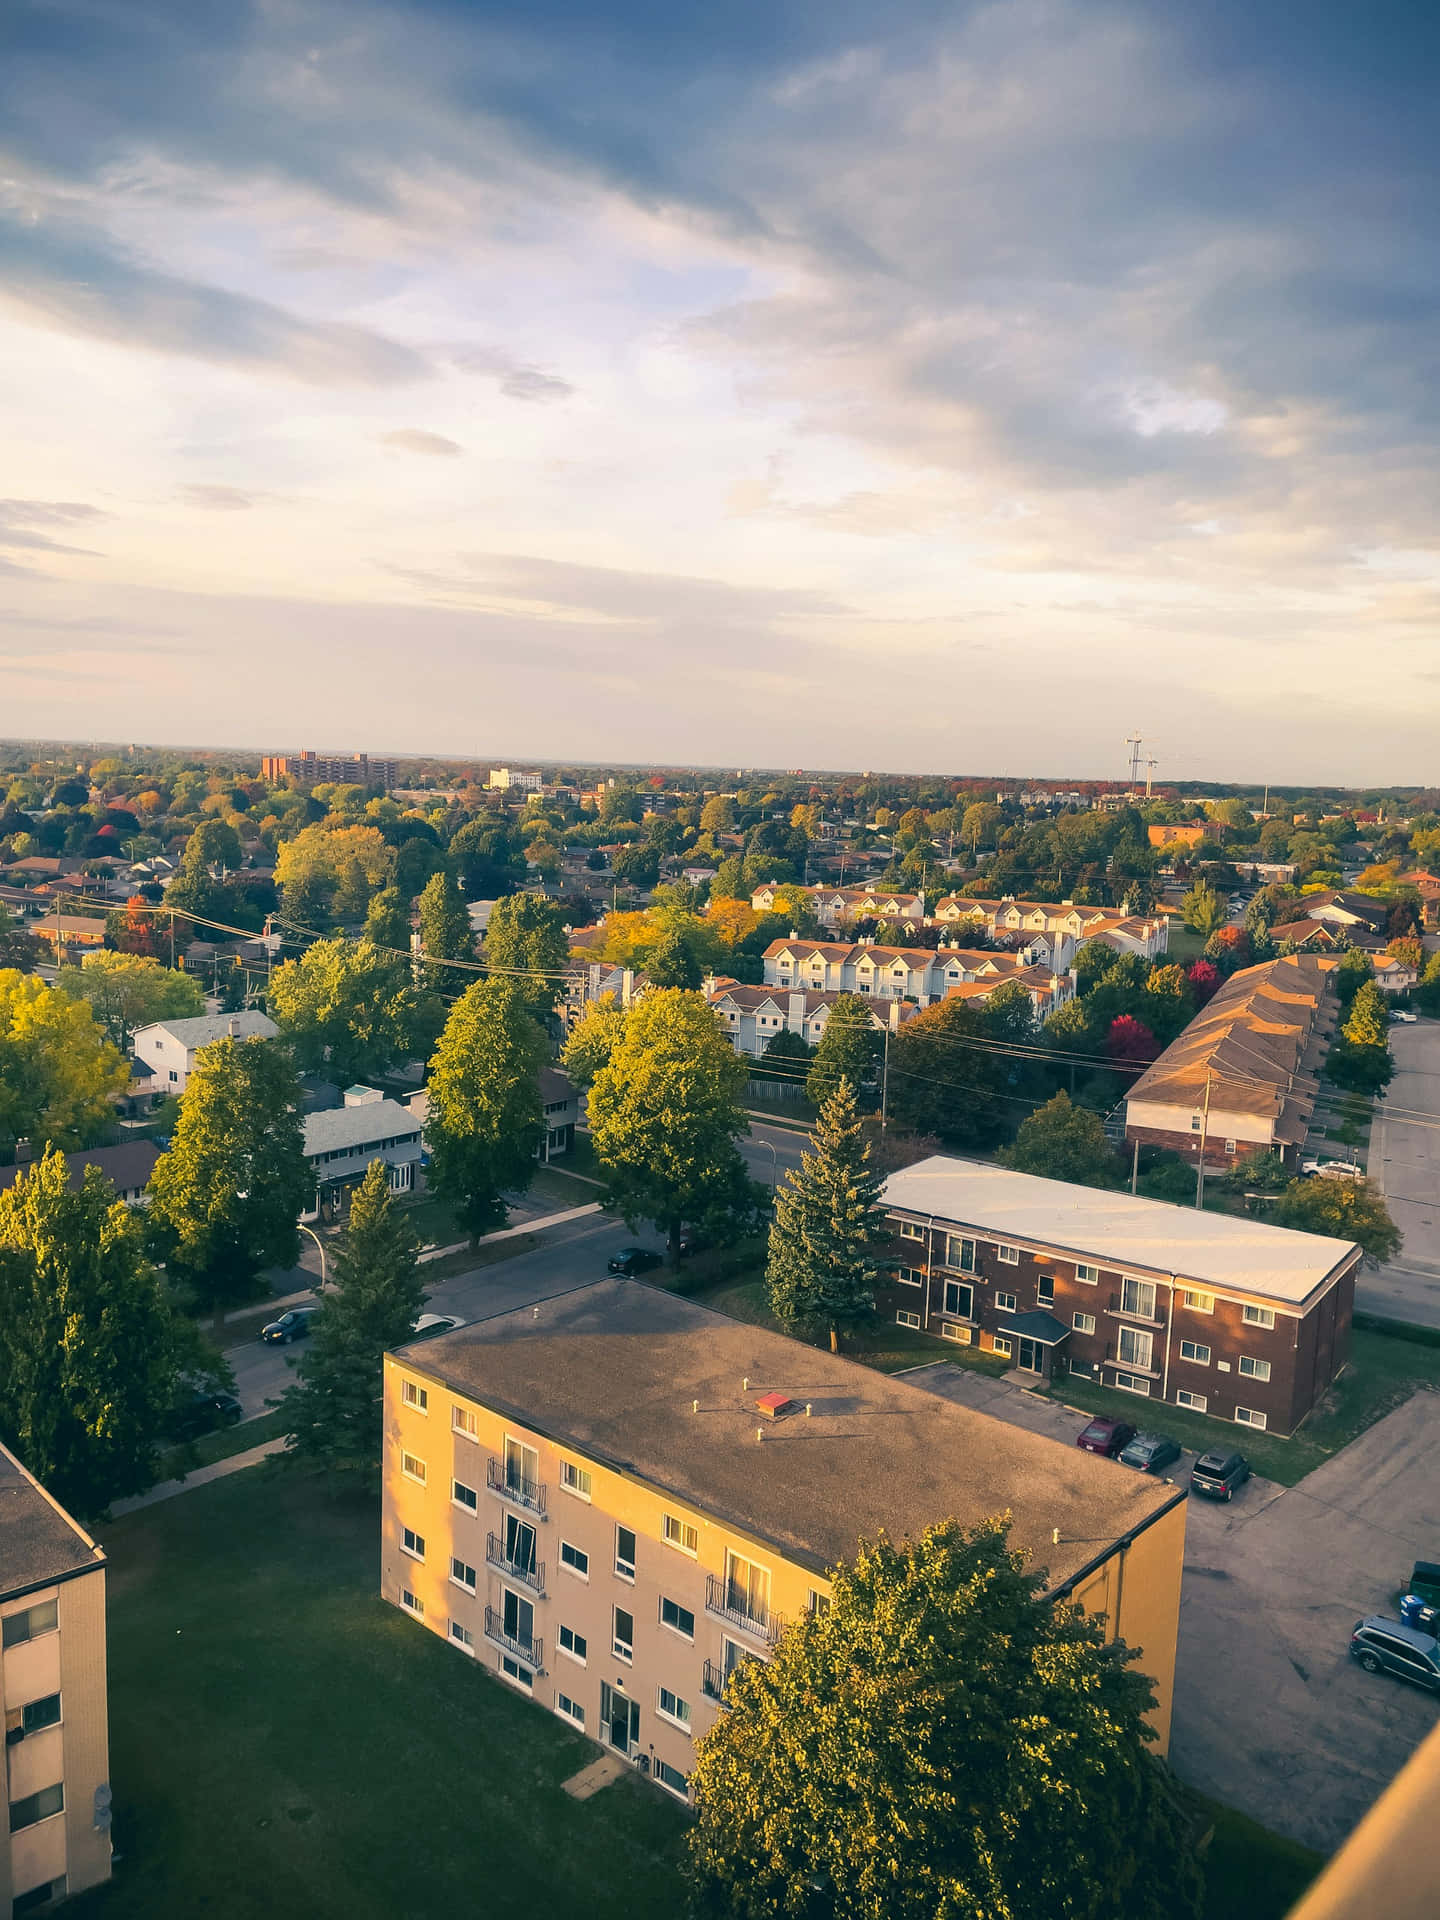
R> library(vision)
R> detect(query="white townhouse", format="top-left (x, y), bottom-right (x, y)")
top-left (706, 979), bottom-right (904, 1058)
top-left (131, 1010), bottom-right (279, 1096)
top-left (760, 940), bottom-right (1073, 1015)
top-left (749, 881), bottom-right (924, 929)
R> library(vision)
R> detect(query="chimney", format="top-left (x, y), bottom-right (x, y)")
top-left (227, 1016), bottom-right (239, 1037)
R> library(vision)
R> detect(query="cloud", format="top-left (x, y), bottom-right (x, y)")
top-left (453, 347), bottom-right (574, 403)
top-left (381, 429), bottom-right (464, 456)
top-left (0, 498), bottom-right (106, 558)
top-left (177, 484), bottom-right (259, 511)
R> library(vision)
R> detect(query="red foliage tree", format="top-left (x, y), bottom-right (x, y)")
top-left (1107, 1014), bottom-right (1159, 1063)
top-left (1187, 960), bottom-right (1220, 1005)
top-left (110, 895), bottom-right (161, 960)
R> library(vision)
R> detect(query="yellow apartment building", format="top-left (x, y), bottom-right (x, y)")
top-left (1, 1445), bottom-right (111, 1915)
top-left (380, 1281), bottom-right (1188, 1802)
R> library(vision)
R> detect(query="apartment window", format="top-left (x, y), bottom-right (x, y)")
top-left (452, 1404), bottom-right (478, 1438)
top-left (9, 1783), bottom-right (63, 1833)
top-left (1235, 1406), bottom-right (1268, 1430)
top-left (941, 1280), bottom-right (973, 1320)
top-left (997, 1244), bottom-right (1020, 1264)
top-left (808, 1590), bottom-right (831, 1616)
top-left (615, 1526), bottom-right (637, 1580)
top-left (995, 1291), bottom-right (1017, 1313)
top-left (2, 1600), bottom-right (58, 1648)
top-left (1190, 1114), bottom-right (1202, 1131)
top-left (655, 1759), bottom-right (689, 1800)
top-left (452, 1479), bottom-right (477, 1513)
top-left (17, 1693), bottom-right (62, 1737)
top-left (401, 1451), bottom-right (426, 1486)
top-left (613, 1607), bottom-right (635, 1662)
top-left (896, 1309), bottom-right (921, 1330)
top-left (940, 1322), bottom-right (971, 1344)
top-left (1075, 1264), bottom-right (1098, 1285)
top-left (560, 1540), bottom-right (590, 1579)
top-left (500, 1655), bottom-right (533, 1690)
top-left (556, 1692), bottom-right (585, 1728)
top-left (945, 1234), bottom-right (976, 1272)
top-left (1120, 1277), bottom-right (1157, 1320)
top-left (664, 1513), bottom-right (699, 1556)
top-left (1072, 1312), bottom-right (1096, 1336)
top-left (1111, 1372), bottom-right (1151, 1396)
top-left (558, 1623), bottom-right (587, 1664)
top-left (660, 1597), bottom-right (695, 1640)
top-left (1179, 1340), bottom-right (1211, 1365)
top-left (450, 1620), bottom-right (474, 1652)
top-left (1117, 1326), bottom-right (1154, 1371)
top-left (1243, 1305), bottom-right (1276, 1330)
top-left (657, 1686), bottom-right (692, 1731)
top-left (897, 1266), bottom-right (924, 1288)
top-left (400, 1589), bottom-right (423, 1617)
top-left (504, 1514), bottom-right (538, 1577)
top-left (1036, 1273), bottom-right (1054, 1306)
top-left (725, 1552), bottom-right (771, 1627)
top-left (1181, 1290), bottom-right (1214, 1314)
top-left (400, 1379), bottom-right (427, 1413)
top-left (560, 1460), bottom-right (592, 1501)
top-left (401, 1526), bottom-right (425, 1562)
top-left (1176, 1390), bottom-right (1208, 1412)
top-left (503, 1435), bottom-right (540, 1500)
top-left (898, 1220), bottom-right (924, 1241)
top-left (992, 1335), bottom-right (1014, 1358)
top-left (1239, 1355), bottom-right (1272, 1382)
top-left (449, 1556), bottom-right (477, 1593)
top-left (502, 1587), bottom-right (534, 1652)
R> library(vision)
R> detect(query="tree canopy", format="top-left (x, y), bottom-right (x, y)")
top-left (484, 892), bottom-right (571, 1018)
top-left (417, 868), bottom-right (474, 993)
top-left (268, 936), bottom-right (434, 1086)
top-left (766, 1077), bottom-right (883, 1349)
top-left (1180, 880), bottom-right (1225, 935)
top-left (0, 969), bottom-right (131, 1154)
top-left (1001, 1091), bottom-right (1119, 1187)
top-left (806, 993), bottom-right (882, 1108)
top-left (1273, 1176), bottom-right (1401, 1264)
top-left (425, 978), bottom-right (547, 1240)
top-left (55, 949), bottom-right (205, 1050)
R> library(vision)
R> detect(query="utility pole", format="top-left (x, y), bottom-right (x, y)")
top-left (1194, 1072), bottom-right (1213, 1209)
top-left (880, 1025), bottom-right (891, 1133)
top-left (1131, 1136), bottom-right (1140, 1194)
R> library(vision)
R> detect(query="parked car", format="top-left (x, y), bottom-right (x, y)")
top-left (1392, 1010), bottom-right (1419, 1024)
top-left (608, 1246), bottom-right (663, 1276)
top-left (407, 1313), bottom-right (465, 1341)
top-left (1349, 1616), bottom-right (1440, 1693)
top-left (1117, 1431), bottom-right (1182, 1475)
top-left (1190, 1451), bottom-right (1252, 1501)
top-left (1076, 1416), bottom-right (1136, 1458)
top-left (260, 1307), bottom-right (318, 1345)
top-left (1301, 1158), bottom-right (1362, 1181)
top-left (168, 1389), bottom-right (243, 1440)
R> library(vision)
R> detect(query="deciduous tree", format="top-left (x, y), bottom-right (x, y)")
top-left (268, 937), bottom-right (432, 1085)
top-left (766, 1078), bottom-right (883, 1349)
top-left (560, 992), bottom-right (627, 1089)
top-left (425, 979), bottom-right (547, 1240)
top-left (806, 992), bottom-right (882, 1108)
top-left (1273, 1176), bottom-right (1400, 1264)
top-left (363, 885), bottom-right (411, 950)
top-left (1180, 879), bottom-right (1225, 935)
top-left (56, 950), bottom-right (205, 1051)
top-left (0, 970), bottom-right (130, 1153)
top-left (484, 892), bottom-right (571, 1018)
top-left (1001, 1091), bottom-right (1119, 1187)
top-left (417, 868), bottom-right (474, 993)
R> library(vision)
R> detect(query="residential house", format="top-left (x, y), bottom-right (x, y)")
top-left (302, 1087), bottom-right (424, 1222)
top-left (749, 883), bottom-right (925, 929)
top-left (705, 978), bottom-right (903, 1059)
top-left (1270, 919), bottom-right (1349, 954)
top-left (1124, 955), bottom-right (1338, 1171)
top-left (1, 1443), bottom-right (112, 1911)
top-left (1302, 891), bottom-right (1391, 945)
top-left (1371, 952), bottom-right (1419, 995)
top-left (942, 967), bottom-right (1074, 1019)
top-left (760, 940), bottom-right (1073, 1016)
top-left (29, 915), bottom-right (108, 960)
top-left (929, 895), bottom-right (1169, 966)
top-left (131, 1010), bottom-right (279, 1097)
top-left (380, 1281), bottom-right (1188, 1795)
top-left (879, 1153), bottom-right (1358, 1436)
top-left (539, 1068), bottom-right (579, 1160)
top-left (1400, 870), bottom-right (1440, 930)
top-left (0, 1141), bottom-right (160, 1206)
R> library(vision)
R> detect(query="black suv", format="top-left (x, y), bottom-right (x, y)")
top-left (608, 1247), bottom-right (662, 1277)
top-left (1190, 1451), bottom-right (1252, 1502)
top-left (1350, 1616), bottom-right (1440, 1693)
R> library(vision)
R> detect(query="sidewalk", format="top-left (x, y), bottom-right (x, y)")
top-left (419, 1200), bottom-right (602, 1264)
top-left (109, 1436), bottom-right (286, 1518)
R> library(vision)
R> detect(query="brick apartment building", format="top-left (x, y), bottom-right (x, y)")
top-left (879, 1155), bottom-right (1360, 1436)
top-left (260, 751), bottom-right (398, 789)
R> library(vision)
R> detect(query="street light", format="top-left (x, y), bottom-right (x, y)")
top-left (298, 1223), bottom-right (328, 1290)
top-left (753, 1139), bottom-right (778, 1189)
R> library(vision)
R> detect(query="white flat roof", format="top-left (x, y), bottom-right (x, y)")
top-left (881, 1155), bottom-right (1358, 1305)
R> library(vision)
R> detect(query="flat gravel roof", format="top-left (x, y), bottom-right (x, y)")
top-left (0, 1444), bottom-right (104, 1602)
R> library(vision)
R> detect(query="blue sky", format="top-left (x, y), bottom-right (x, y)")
top-left (1, 0), bottom-right (1436, 779)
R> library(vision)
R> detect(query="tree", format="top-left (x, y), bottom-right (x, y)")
top-left (700, 795), bottom-right (736, 834)
top-left (275, 822), bottom-right (393, 898)
top-left (0, 1148), bottom-right (220, 1517)
top-left (1107, 1014), bottom-right (1160, 1064)
top-left (107, 894), bottom-right (162, 958)
top-left (807, 993), bottom-right (882, 1108)
top-left (1387, 935), bottom-right (1425, 972)
top-left (760, 1027), bottom-right (811, 1074)
top-left (688, 1515), bottom-right (1200, 1920)
top-left (417, 868), bottom-right (474, 993)
top-left (888, 997), bottom-right (1011, 1148)
top-left (277, 1160), bottom-right (426, 1481)
top-left (1002, 1092), bottom-right (1120, 1187)
top-left (425, 979), bottom-right (547, 1240)
top-left (268, 937), bottom-right (430, 1085)
top-left (363, 885), bottom-right (411, 950)
top-left (333, 854), bottom-right (372, 923)
top-left (147, 1037), bottom-right (312, 1311)
top-left (484, 892), bottom-right (569, 1018)
top-left (0, 970), bottom-right (131, 1154)
top-left (0, 906), bottom-right (41, 974)
top-left (1180, 880), bottom-right (1225, 935)
top-left (647, 924), bottom-right (703, 989)
top-left (1187, 959), bottom-right (1220, 1006)
top-left (55, 950), bottom-right (205, 1050)
top-left (1343, 980), bottom-right (1390, 1050)
top-left (766, 1079), bottom-right (883, 1349)
top-left (561, 992), bottom-right (628, 1089)
top-left (1273, 1176), bottom-right (1401, 1265)
top-left (587, 988), bottom-right (756, 1262)
top-left (1335, 946), bottom-right (1373, 1006)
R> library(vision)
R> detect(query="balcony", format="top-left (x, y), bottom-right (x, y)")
top-left (486, 1534), bottom-right (546, 1595)
top-left (702, 1660), bottom-right (730, 1706)
top-left (706, 1574), bottom-right (785, 1647)
top-left (483, 1607), bottom-right (542, 1670)
top-left (487, 1457), bottom-right (546, 1516)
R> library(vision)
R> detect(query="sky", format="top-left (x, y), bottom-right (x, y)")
top-left (1, 0), bottom-right (1437, 783)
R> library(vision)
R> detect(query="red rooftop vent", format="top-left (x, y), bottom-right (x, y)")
top-left (755, 1391), bottom-right (798, 1420)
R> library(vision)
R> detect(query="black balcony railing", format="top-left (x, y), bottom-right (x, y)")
top-left (705, 1574), bottom-right (785, 1646)
top-left (701, 1660), bottom-right (729, 1705)
top-left (484, 1607), bottom-right (542, 1669)
top-left (487, 1457), bottom-right (546, 1515)
top-left (486, 1534), bottom-right (546, 1594)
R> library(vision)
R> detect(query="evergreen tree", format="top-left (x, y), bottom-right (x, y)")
top-left (277, 1160), bottom-right (425, 1481)
top-left (483, 892), bottom-right (570, 1019)
top-left (417, 869), bottom-right (474, 993)
top-left (766, 1078), bottom-right (883, 1350)
top-left (806, 992), bottom-right (882, 1107)
top-left (426, 979), bottom-right (547, 1240)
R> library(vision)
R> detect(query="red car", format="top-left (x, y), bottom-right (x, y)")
top-left (1076, 1416), bottom-right (1137, 1458)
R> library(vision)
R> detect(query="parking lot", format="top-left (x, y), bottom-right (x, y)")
top-left (907, 1363), bottom-right (1440, 1852)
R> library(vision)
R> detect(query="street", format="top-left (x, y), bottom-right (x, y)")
top-left (1362, 1019), bottom-right (1440, 1327)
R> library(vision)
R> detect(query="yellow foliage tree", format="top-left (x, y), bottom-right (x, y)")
top-left (0, 971), bottom-right (130, 1151)
top-left (275, 823), bottom-right (394, 894)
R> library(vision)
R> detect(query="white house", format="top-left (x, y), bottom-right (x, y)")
top-left (131, 1010), bottom-right (279, 1095)
top-left (302, 1087), bottom-right (424, 1222)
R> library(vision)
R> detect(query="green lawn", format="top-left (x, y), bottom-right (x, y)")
top-left (73, 1467), bottom-right (685, 1920)
top-left (692, 1276), bottom-right (1011, 1378)
top-left (1195, 1796), bottom-right (1322, 1920)
top-left (1164, 922), bottom-right (1208, 966)
top-left (155, 1408), bottom-right (288, 1482)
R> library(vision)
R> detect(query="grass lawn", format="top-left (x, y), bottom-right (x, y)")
top-left (73, 1467), bottom-right (686, 1920)
top-left (1195, 1795), bottom-right (1322, 1920)
top-left (691, 1275), bottom-right (1011, 1378)
top-left (1165, 922), bottom-right (1208, 966)
top-left (155, 1409), bottom-right (289, 1482)
top-left (1042, 1329), bottom-right (1440, 1485)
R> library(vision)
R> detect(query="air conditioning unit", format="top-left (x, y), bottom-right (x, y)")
top-left (634, 1753), bottom-right (650, 1774)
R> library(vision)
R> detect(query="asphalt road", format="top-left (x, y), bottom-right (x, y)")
top-left (1361, 1019), bottom-right (1440, 1327)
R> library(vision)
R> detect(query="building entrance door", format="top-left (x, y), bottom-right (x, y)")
top-left (1017, 1337), bottom-right (1042, 1373)
top-left (600, 1684), bottom-right (640, 1756)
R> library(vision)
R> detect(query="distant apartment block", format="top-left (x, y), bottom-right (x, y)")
top-left (1, 1444), bottom-right (112, 1912)
top-left (486, 768), bottom-right (543, 793)
top-left (261, 751), bottom-right (398, 789)
top-left (760, 939), bottom-right (1074, 1016)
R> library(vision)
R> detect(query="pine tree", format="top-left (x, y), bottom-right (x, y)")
top-left (425, 978), bottom-right (547, 1240)
top-left (417, 869), bottom-right (473, 993)
top-left (277, 1161), bottom-right (425, 1481)
top-left (766, 1077), bottom-right (883, 1351)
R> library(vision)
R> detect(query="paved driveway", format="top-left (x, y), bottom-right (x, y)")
top-left (1365, 1017), bottom-right (1440, 1327)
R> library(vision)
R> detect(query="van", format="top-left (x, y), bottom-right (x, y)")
top-left (1349, 1616), bottom-right (1440, 1693)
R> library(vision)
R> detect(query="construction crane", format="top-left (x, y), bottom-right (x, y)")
top-left (1124, 734), bottom-right (1144, 787)
top-left (1144, 755), bottom-right (1159, 798)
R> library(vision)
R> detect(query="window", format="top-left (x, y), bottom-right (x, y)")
top-left (726, 1552), bottom-right (771, 1627)
top-left (995, 1291), bottom-right (1017, 1313)
top-left (661, 1597), bottom-right (695, 1640)
top-left (940, 1322), bottom-right (971, 1344)
top-left (401, 1526), bottom-right (425, 1561)
top-left (1072, 1311), bottom-right (1096, 1335)
top-left (1179, 1340), bottom-right (1211, 1365)
top-left (664, 1513), bottom-right (699, 1556)
top-left (1111, 1372), bottom-right (1151, 1396)
top-left (500, 1654), bottom-right (533, 1690)
top-left (1176, 1390), bottom-right (1208, 1412)
top-left (452, 1479), bottom-right (477, 1512)
top-left (898, 1220), bottom-right (924, 1241)
top-left (401, 1451), bottom-right (426, 1486)
top-left (452, 1405), bottom-right (478, 1438)
top-left (502, 1587), bottom-right (534, 1651)
top-left (655, 1759), bottom-right (689, 1799)
top-left (560, 1540), bottom-right (590, 1579)
top-left (895, 1309), bottom-right (921, 1329)
top-left (613, 1607), bottom-right (634, 1661)
top-left (401, 1379), bottom-right (427, 1412)
top-left (942, 1278), bottom-right (973, 1318)
top-left (657, 1686), bottom-right (692, 1730)
top-left (992, 1335), bottom-right (1014, 1358)
top-left (1239, 1355), bottom-right (1272, 1382)
top-left (18, 1693), bottom-right (62, 1736)
top-left (1117, 1325), bottom-right (1153, 1370)
top-left (1036, 1273), bottom-right (1054, 1306)
top-left (504, 1514), bottom-right (538, 1577)
top-left (1180, 1289), bottom-right (1214, 1313)
top-left (560, 1460), bottom-right (592, 1500)
top-left (897, 1266), bottom-right (924, 1288)
top-left (1120, 1276), bottom-right (1157, 1319)
top-left (1075, 1264), bottom-right (1098, 1285)
top-left (1190, 1114), bottom-right (1201, 1131)
top-left (450, 1556), bottom-right (477, 1592)
top-left (400, 1589), bottom-right (423, 1617)
top-left (2, 1600), bottom-right (58, 1648)
top-left (997, 1243), bottom-right (1020, 1264)
top-left (1235, 1406), bottom-right (1268, 1430)
top-left (556, 1692), bottom-right (585, 1728)
top-left (9, 1783), bottom-right (63, 1833)
top-left (558, 1623), bottom-right (587, 1664)
top-left (503, 1435), bottom-right (540, 1500)
top-left (615, 1526), bottom-right (637, 1580)
top-left (945, 1234), bottom-right (976, 1272)
top-left (1243, 1305), bottom-right (1276, 1330)
top-left (808, 1589), bottom-right (831, 1616)
top-left (450, 1620), bottom-right (474, 1652)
